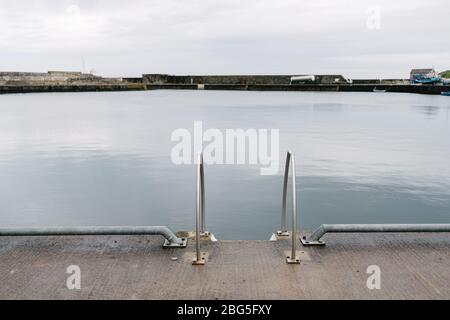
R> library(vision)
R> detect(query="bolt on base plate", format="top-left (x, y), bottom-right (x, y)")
top-left (200, 231), bottom-right (210, 237)
top-left (163, 238), bottom-right (188, 248)
top-left (192, 252), bottom-right (207, 265)
top-left (286, 256), bottom-right (301, 264)
top-left (200, 231), bottom-right (218, 242)
top-left (300, 236), bottom-right (325, 246)
top-left (276, 230), bottom-right (290, 237)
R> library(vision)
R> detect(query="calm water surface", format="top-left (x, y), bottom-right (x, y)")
top-left (0, 90), bottom-right (449, 239)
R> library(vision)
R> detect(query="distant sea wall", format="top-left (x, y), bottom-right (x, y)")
top-left (1, 72), bottom-right (449, 95)
top-left (142, 74), bottom-right (349, 85)
top-left (0, 71), bottom-right (145, 94)
top-left (147, 83), bottom-right (450, 95)
top-left (143, 74), bottom-right (449, 95)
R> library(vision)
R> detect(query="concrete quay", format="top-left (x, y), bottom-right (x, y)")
top-left (0, 232), bottom-right (449, 299)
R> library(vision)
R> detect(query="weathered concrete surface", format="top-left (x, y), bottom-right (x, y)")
top-left (0, 71), bottom-right (146, 94)
top-left (0, 84), bottom-right (146, 94)
top-left (0, 71), bottom-right (125, 86)
top-left (0, 233), bottom-right (449, 299)
top-left (142, 74), bottom-right (349, 85)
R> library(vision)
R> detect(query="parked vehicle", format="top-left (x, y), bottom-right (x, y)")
top-left (413, 77), bottom-right (441, 84)
top-left (290, 75), bottom-right (315, 84)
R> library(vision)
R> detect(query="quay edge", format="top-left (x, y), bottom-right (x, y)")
top-left (1, 233), bottom-right (450, 299)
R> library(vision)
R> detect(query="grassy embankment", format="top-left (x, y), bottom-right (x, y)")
top-left (439, 71), bottom-right (450, 79)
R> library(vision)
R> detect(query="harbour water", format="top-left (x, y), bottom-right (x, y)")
top-left (0, 90), bottom-right (449, 239)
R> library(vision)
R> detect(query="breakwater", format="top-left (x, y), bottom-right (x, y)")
top-left (143, 74), bottom-right (449, 95)
top-left (1, 72), bottom-right (449, 95)
top-left (142, 74), bottom-right (350, 85)
top-left (0, 71), bottom-right (145, 94)
top-left (147, 83), bottom-right (450, 95)
top-left (0, 83), bottom-right (145, 94)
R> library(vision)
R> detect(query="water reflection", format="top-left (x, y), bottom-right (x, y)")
top-left (412, 105), bottom-right (440, 118)
top-left (313, 103), bottom-right (343, 112)
top-left (0, 91), bottom-right (449, 239)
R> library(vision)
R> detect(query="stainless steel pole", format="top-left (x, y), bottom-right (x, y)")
top-left (192, 152), bottom-right (205, 265)
top-left (286, 152), bottom-right (300, 264)
top-left (200, 156), bottom-right (206, 234)
top-left (278, 152), bottom-right (291, 236)
top-left (291, 154), bottom-right (297, 260)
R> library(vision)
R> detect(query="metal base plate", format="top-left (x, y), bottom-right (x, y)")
top-left (192, 252), bottom-right (207, 265)
top-left (300, 236), bottom-right (325, 246)
top-left (286, 256), bottom-right (300, 264)
top-left (163, 238), bottom-right (188, 248)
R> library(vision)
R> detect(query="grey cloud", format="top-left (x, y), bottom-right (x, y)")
top-left (0, 0), bottom-right (449, 78)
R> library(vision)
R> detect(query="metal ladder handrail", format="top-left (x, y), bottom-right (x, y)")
top-left (200, 152), bottom-right (206, 235)
top-left (193, 152), bottom-right (206, 265)
top-left (279, 151), bottom-right (300, 264)
top-left (277, 152), bottom-right (291, 236)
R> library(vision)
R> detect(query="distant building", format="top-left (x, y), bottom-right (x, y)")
top-left (410, 68), bottom-right (437, 81)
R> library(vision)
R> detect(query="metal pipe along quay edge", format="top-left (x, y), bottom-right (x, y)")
top-left (0, 226), bottom-right (184, 245)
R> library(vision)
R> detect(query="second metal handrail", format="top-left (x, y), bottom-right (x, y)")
top-left (200, 152), bottom-right (206, 235)
top-left (277, 152), bottom-right (291, 237)
top-left (280, 151), bottom-right (300, 264)
top-left (192, 152), bottom-right (206, 265)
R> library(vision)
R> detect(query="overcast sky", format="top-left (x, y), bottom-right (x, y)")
top-left (0, 0), bottom-right (449, 78)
